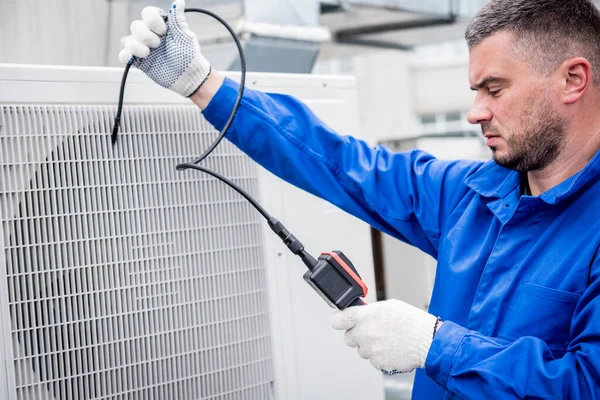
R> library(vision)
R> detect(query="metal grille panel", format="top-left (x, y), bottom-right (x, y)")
top-left (0, 104), bottom-right (274, 399)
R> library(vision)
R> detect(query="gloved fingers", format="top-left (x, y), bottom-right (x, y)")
top-left (141, 6), bottom-right (167, 36)
top-left (356, 345), bottom-right (370, 360)
top-left (122, 36), bottom-right (150, 59)
top-left (378, 361), bottom-right (400, 373)
top-left (370, 358), bottom-right (384, 371)
top-left (343, 328), bottom-right (360, 348)
top-left (169, 0), bottom-right (190, 31)
top-left (131, 20), bottom-right (161, 49)
top-left (330, 308), bottom-right (358, 330)
top-left (118, 48), bottom-right (133, 64)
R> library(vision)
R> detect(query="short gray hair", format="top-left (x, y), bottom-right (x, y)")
top-left (465, 0), bottom-right (600, 85)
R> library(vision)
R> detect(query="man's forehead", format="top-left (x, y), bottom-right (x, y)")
top-left (468, 52), bottom-right (508, 87)
top-left (468, 34), bottom-right (519, 85)
top-left (468, 31), bottom-right (518, 64)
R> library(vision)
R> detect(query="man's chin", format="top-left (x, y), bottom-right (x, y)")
top-left (492, 152), bottom-right (514, 168)
top-left (490, 148), bottom-right (504, 162)
top-left (493, 155), bottom-right (526, 171)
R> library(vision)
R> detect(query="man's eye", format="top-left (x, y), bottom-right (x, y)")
top-left (489, 88), bottom-right (501, 97)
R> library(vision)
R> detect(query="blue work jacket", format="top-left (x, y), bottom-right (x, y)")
top-left (203, 77), bottom-right (600, 399)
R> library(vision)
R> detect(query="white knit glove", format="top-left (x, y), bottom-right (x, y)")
top-left (331, 299), bottom-right (438, 374)
top-left (119, 0), bottom-right (211, 97)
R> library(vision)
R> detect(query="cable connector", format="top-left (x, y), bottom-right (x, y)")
top-left (267, 217), bottom-right (304, 254)
top-left (267, 217), bottom-right (318, 270)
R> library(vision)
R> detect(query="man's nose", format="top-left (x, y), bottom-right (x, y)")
top-left (467, 96), bottom-right (492, 125)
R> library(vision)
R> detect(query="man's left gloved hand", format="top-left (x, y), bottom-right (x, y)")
top-left (119, 0), bottom-right (211, 98)
top-left (331, 299), bottom-right (439, 374)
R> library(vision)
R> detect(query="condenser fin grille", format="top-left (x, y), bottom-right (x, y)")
top-left (0, 105), bottom-right (274, 399)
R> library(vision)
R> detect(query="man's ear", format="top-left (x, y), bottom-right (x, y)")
top-left (561, 57), bottom-right (592, 105)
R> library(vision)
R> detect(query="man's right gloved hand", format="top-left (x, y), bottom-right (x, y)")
top-left (119, 0), bottom-right (211, 98)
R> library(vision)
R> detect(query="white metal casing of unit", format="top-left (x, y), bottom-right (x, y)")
top-left (0, 64), bottom-right (383, 400)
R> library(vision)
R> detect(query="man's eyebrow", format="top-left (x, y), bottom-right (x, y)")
top-left (470, 77), bottom-right (506, 91)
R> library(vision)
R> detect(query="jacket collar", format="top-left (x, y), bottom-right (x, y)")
top-left (464, 160), bottom-right (519, 199)
top-left (465, 149), bottom-right (600, 204)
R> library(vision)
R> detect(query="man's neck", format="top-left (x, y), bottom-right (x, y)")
top-left (527, 129), bottom-right (600, 196)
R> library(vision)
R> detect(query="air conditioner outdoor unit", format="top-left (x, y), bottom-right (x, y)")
top-left (0, 64), bottom-right (383, 400)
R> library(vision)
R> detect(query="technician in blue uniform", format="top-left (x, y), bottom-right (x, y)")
top-left (120, 0), bottom-right (600, 397)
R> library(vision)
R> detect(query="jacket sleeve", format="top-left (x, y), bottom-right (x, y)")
top-left (426, 258), bottom-right (600, 399)
top-left (201, 77), bottom-right (482, 257)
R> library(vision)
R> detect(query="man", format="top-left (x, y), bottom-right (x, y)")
top-left (120, 0), bottom-right (600, 397)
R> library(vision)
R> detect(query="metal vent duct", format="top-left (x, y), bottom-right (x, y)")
top-left (122, 0), bottom-right (328, 73)
top-left (318, 0), bottom-right (475, 54)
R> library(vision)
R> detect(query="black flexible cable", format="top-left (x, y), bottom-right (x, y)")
top-left (112, 8), bottom-right (245, 165)
top-left (111, 7), bottom-right (250, 207)
top-left (111, 62), bottom-right (132, 144)
top-left (178, 162), bottom-right (272, 220)
top-left (177, 162), bottom-right (317, 266)
top-left (111, 7), bottom-right (315, 264)
top-left (179, 8), bottom-right (246, 166)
